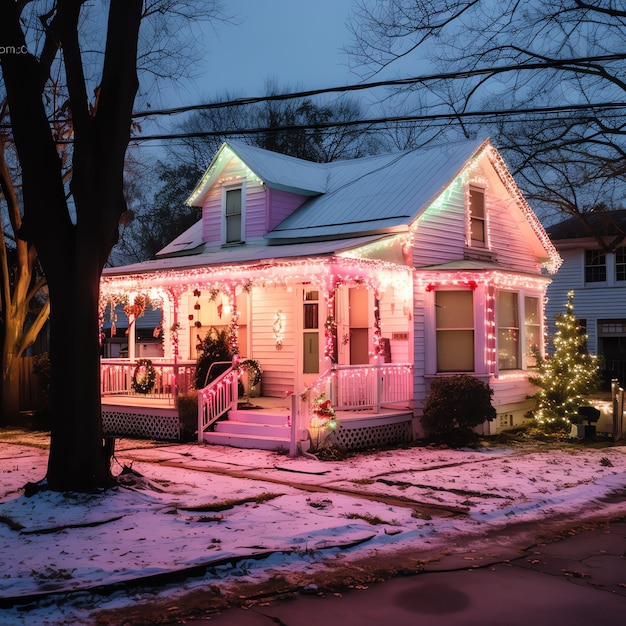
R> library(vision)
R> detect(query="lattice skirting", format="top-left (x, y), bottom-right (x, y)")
top-left (333, 419), bottom-right (412, 451)
top-left (103, 410), bottom-right (180, 441)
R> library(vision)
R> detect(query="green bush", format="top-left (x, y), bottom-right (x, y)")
top-left (177, 391), bottom-right (199, 441)
top-left (195, 328), bottom-right (233, 389)
top-left (421, 375), bottom-right (496, 446)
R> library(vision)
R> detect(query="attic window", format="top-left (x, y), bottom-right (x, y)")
top-left (224, 186), bottom-right (244, 244)
top-left (469, 187), bottom-right (486, 248)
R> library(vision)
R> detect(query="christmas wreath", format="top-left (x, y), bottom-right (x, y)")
top-left (131, 359), bottom-right (157, 394)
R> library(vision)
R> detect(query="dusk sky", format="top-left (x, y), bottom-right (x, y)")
top-left (187, 0), bottom-right (359, 102)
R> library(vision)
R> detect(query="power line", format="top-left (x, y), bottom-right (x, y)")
top-left (130, 102), bottom-right (626, 143)
top-left (131, 54), bottom-right (626, 120)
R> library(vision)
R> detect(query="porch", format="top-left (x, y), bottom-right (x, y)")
top-left (100, 359), bottom-right (414, 451)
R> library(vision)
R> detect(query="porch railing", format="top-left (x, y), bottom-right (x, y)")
top-left (332, 363), bottom-right (413, 411)
top-left (197, 363), bottom-right (239, 442)
top-left (290, 362), bottom-right (413, 455)
top-left (100, 359), bottom-right (196, 402)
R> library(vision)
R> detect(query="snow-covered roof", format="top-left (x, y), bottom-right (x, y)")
top-left (186, 141), bottom-right (328, 205)
top-left (267, 139), bottom-right (486, 242)
top-left (181, 138), bottom-right (487, 248)
top-left (103, 235), bottom-right (396, 276)
top-left (134, 136), bottom-right (559, 272)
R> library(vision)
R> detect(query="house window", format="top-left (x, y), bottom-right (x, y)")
top-left (616, 247), bottom-right (626, 281)
top-left (469, 187), bottom-right (486, 247)
top-left (303, 290), bottom-right (319, 374)
top-left (524, 296), bottom-right (540, 368)
top-left (498, 292), bottom-right (519, 370)
top-left (585, 249), bottom-right (606, 283)
top-left (224, 188), bottom-right (243, 244)
top-left (436, 290), bottom-right (474, 372)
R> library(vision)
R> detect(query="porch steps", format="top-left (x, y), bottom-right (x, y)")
top-left (202, 408), bottom-right (291, 451)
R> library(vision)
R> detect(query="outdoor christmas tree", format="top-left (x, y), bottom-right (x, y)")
top-left (530, 291), bottom-right (600, 431)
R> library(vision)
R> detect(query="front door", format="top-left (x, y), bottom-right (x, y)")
top-left (300, 287), bottom-right (321, 387)
top-left (337, 286), bottom-right (371, 365)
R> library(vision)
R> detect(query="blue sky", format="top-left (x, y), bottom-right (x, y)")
top-left (192, 0), bottom-right (358, 101)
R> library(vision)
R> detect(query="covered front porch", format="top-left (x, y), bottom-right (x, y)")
top-left (100, 359), bottom-right (414, 452)
top-left (99, 252), bottom-right (415, 451)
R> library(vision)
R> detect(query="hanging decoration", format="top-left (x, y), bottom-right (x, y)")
top-left (372, 294), bottom-right (384, 357)
top-left (324, 288), bottom-right (337, 362)
top-left (110, 301), bottom-right (117, 337)
top-left (170, 321), bottom-right (180, 356)
top-left (194, 291), bottom-right (202, 328)
top-left (124, 294), bottom-right (146, 320)
top-left (273, 309), bottom-right (285, 350)
top-left (131, 359), bottom-right (157, 394)
top-left (228, 297), bottom-right (240, 355)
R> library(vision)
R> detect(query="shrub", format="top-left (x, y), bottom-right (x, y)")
top-left (421, 375), bottom-right (496, 446)
top-left (195, 328), bottom-right (233, 389)
top-left (177, 391), bottom-right (199, 441)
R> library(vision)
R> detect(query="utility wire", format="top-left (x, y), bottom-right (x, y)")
top-left (130, 101), bottom-right (626, 143)
top-left (130, 54), bottom-right (626, 119)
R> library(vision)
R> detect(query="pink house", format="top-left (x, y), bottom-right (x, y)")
top-left (100, 138), bottom-right (561, 452)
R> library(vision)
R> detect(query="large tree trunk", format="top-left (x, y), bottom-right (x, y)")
top-left (0, 0), bottom-right (142, 491)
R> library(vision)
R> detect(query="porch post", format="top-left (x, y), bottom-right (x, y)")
top-left (128, 316), bottom-right (136, 361)
top-left (166, 288), bottom-right (182, 403)
top-left (374, 356), bottom-right (383, 413)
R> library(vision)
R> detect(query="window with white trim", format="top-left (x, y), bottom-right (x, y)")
top-left (224, 187), bottom-right (243, 244)
top-left (436, 290), bottom-right (474, 372)
top-left (524, 296), bottom-right (541, 368)
top-left (585, 249), bottom-right (606, 283)
top-left (469, 187), bottom-right (486, 247)
top-left (498, 291), bottom-right (519, 370)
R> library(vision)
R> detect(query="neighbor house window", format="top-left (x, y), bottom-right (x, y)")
top-left (436, 290), bottom-right (474, 372)
top-left (585, 249), bottom-right (606, 283)
top-left (224, 187), bottom-right (243, 244)
top-left (616, 247), bottom-right (626, 281)
top-left (498, 292), bottom-right (519, 370)
top-left (469, 187), bottom-right (486, 247)
top-left (524, 296), bottom-right (540, 368)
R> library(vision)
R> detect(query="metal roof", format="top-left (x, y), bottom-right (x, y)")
top-left (266, 138), bottom-right (486, 241)
top-left (103, 235), bottom-right (395, 277)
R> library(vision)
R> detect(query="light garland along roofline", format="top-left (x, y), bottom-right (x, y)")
top-left (100, 255), bottom-right (414, 301)
top-left (484, 144), bottom-right (562, 274)
top-left (416, 269), bottom-right (551, 291)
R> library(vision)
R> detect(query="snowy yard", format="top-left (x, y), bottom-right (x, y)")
top-left (1, 432), bottom-right (625, 625)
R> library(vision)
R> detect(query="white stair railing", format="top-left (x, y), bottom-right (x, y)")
top-left (197, 363), bottom-right (238, 442)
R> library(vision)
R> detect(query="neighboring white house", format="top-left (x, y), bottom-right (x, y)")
top-left (546, 210), bottom-right (626, 389)
top-left (99, 138), bottom-right (561, 450)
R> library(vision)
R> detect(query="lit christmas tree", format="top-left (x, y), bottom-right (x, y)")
top-left (529, 291), bottom-right (600, 431)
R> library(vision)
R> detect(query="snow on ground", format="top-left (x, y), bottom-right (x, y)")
top-left (0, 433), bottom-right (625, 626)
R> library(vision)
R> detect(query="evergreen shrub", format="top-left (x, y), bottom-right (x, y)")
top-left (422, 374), bottom-right (496, 446)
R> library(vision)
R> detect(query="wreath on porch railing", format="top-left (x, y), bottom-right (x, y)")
top-left (131, 359), bottom-right (157, 394)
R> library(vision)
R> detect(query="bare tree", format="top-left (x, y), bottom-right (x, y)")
top-left (0, 0), bottom-right (225, 491)
top-left (346, 0), bottom-right (626, 223)
top-left (0, 135), bottom-right (49, 421)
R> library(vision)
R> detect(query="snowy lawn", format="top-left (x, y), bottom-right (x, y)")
top-left (1, 433), bottom-right (625, 625)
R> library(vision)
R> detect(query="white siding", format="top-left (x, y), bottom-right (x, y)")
top-left (249, 285), bottom-right (296, 397)
top-left (201, 157), bottom-right (267, 245)
top-left (413, 180), bottom-right (466, 267)
top-left (412, 156), bottom-right (549, 274)
top-left (379, 291), bottom-right (411, 362)
top-left (546, 245), bottom-right (626, 356)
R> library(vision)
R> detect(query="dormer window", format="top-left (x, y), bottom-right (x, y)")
top-left (469, 186), bottom-right (486, 247)
top-left (223, 185), bottom-right (245, 244)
